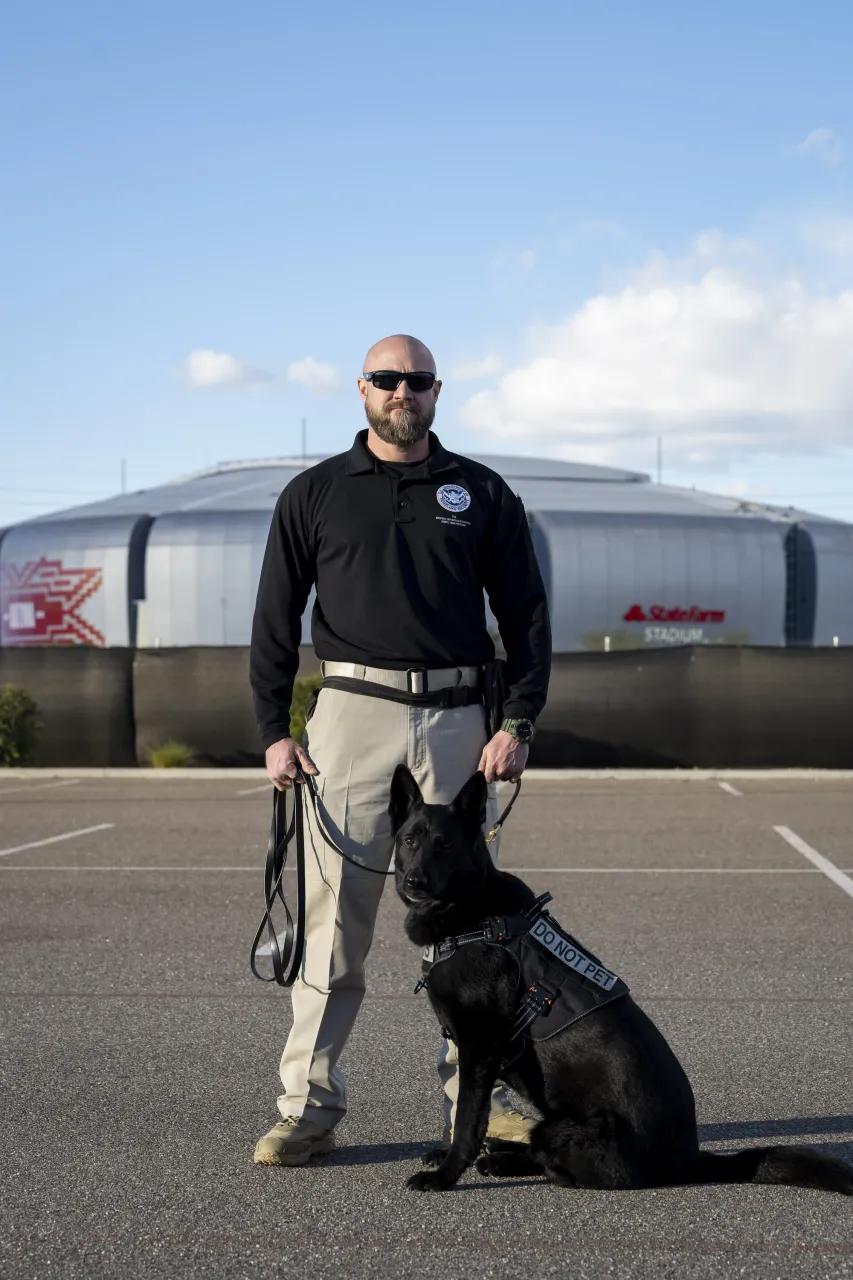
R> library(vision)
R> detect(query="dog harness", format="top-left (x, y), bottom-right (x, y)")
top-left (414, 893), bottom-right (630, 1067)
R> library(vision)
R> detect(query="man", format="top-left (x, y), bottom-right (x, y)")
top-left (250, 334), bottom-right (551, 1166)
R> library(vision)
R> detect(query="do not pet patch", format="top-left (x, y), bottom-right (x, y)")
top-left (529, 918), bottom-right (619, 991)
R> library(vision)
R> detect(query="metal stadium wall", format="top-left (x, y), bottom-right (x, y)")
top-left (2, 454), bottom-right (853, 653)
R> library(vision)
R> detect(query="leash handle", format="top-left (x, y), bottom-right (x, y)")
top-left (249, 766), bottom-right (395, 988)
top-left (249, 784), bottom-right (306, 986)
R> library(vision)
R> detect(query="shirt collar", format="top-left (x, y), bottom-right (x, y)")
top-left (345, 429), bottom-right (460, 477)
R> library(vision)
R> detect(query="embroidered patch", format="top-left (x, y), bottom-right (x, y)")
top-left (529, 918), bottom-right (619, 991)
top-left (436, 483), bottom-right (471, 513)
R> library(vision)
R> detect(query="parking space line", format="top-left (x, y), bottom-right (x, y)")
top-left (237, 784), bottom-right (271, 796)
top-left (718, 782), bottom-right (743, 797)
top-left (0, 779), bottom-right (81, 799)
top-left (773, 826), bottom-right (853, 901)
top-left (3, 865), bottom-right (853, 874)
top-left (0, 824), bottom-right (115, 859)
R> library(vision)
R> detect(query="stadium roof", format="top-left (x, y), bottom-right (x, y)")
top-left (8, 452), bottom-right (844, 528)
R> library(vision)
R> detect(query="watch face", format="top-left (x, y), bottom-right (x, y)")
top-left (516, 719), bottom-right (534, 742)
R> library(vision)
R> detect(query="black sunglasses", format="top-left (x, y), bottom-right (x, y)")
top-left (363, 370), bottom-right (436, 393)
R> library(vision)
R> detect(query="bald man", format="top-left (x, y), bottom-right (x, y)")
top-left (250, 335), bottom-right (551, 1166)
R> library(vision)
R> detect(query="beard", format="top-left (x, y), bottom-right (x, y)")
top-left (365, 397), bottom-right (435, 446)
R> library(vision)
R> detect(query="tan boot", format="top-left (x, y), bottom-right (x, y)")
top-left (253, 1116), bottom-right (336, 1167)
top-left (485, 1109), bottom-right (537, 1143)
top-left (443, 1108), bottom-right (536, 1146)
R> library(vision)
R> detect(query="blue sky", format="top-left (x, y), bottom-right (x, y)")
top-left (2, 0), bottom-right (852, 528)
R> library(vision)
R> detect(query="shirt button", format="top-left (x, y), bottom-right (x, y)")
top-left (399, 500), bottom-right (409, 508)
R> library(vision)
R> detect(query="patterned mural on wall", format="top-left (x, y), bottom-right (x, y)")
top-left (0, 557), bottom-right (105, 646)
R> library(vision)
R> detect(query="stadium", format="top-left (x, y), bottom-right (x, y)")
top-left (2, 453), bottom-right (852, 651)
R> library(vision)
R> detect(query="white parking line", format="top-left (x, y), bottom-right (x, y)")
top-left (0, 779), bottom-right (81, 799)
top-left (773, 826), bottom-right (853, 901)
top-left (718, 782), bottom-right (743, 797)
top-left (3, 865), bottom-right (853, 874)
top-left (237, 784), bottom-right (271, 796)
top-left (0, 824), bottom-right (115, 859)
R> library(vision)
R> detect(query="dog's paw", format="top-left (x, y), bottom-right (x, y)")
top-left (476, 1154), bottom-right (495, 1177)
top-left (407, 1169), bottom-right (453, 1193)
top-left (421, 1146), bottom-right (449, 1168)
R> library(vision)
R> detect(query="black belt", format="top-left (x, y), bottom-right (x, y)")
top-left (319, 674), bottom-right (482, 709)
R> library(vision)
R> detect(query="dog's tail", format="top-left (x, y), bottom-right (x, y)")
top-left (690, 1146), bottom-right (853, 1195)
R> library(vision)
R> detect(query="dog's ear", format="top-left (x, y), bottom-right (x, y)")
top-left (450, 770), bottom-right (488, 834)
top-left (389, 763), bottom-right (424, 833)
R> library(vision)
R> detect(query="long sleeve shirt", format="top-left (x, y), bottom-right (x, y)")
top-left (250, 429), bottom-right (551, 748)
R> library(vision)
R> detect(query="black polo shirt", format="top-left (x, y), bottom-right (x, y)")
top-left (250, 429), bottom-right (551, 748)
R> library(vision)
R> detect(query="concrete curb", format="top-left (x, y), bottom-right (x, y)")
top-left (2, 767), bottom-right (853, 781)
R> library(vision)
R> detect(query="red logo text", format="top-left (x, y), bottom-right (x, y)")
top-left (623, 603), bottom-right (726, 625)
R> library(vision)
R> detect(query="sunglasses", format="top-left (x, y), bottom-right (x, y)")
top-left (363, 370), bottom-right (436, 393)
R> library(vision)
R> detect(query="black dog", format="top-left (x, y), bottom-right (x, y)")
top-left (389, 764), bottom-right (853, 1195)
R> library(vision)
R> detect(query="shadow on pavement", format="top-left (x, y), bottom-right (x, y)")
top-left (324, 1141), bottom-right (433, 1166)
top-left (699, 1114), bottom-right (853, 1141)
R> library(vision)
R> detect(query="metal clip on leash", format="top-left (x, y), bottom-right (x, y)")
top-left (485, 778), bottom-right (522, 845)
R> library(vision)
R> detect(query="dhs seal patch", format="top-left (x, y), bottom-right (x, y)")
top-left (436, 484), bottom-right (471, 513)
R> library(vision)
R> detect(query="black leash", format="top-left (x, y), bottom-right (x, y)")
top-left (249, 769), bottom-right (523, 987)
top-left (249, 767), bottom-right (395, 987)
top-left (485, 778), bottom-right (522, 845)
top-left (248, 780), bottom-right (304, 987)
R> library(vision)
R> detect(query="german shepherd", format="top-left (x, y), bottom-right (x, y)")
top-left (390, 764), bottom-right (853, 1195)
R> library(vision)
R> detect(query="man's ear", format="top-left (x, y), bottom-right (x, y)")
top-left (389, 763), bottom-right (424, 833)
top-left (450, 770), bottom-right (488, 834)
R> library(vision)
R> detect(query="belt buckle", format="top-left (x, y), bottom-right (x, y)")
top-left (407, 668), bottom-right (428, 695)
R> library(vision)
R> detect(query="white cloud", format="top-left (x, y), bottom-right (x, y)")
top-left (287, 356), bottom-right (340, 393)
top-left (184, 349), bottom-right (272, 389)
top-left (450, 355), bottom-right (502, 381)
top-left (796, 127), bottom-right (843, 167)
top-left (460, 236), bottom-right (853, 471)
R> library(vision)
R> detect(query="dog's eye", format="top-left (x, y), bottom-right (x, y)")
top-left (403, 835), bottom-right (417, 848)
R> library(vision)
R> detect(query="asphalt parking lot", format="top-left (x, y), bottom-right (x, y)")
top-left (1, 771), bottom-right (852, 1279)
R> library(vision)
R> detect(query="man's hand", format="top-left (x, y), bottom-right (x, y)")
top-left (478, 730), bottom-right (529, 783)
top-left (265, 737), bottom-right (319, 790)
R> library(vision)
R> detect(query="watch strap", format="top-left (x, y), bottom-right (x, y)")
top-left (500, 717), bottom-right (536, 743)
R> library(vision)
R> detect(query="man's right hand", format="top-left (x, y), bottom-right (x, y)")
top-left (265, 737), bottom-right (319, 790)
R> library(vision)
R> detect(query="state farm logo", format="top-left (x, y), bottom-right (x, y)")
top-left (623, 603), bottom-right (726, 625)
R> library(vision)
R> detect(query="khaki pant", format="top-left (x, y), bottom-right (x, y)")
top-left (276, 684), bottom-right (512, 1131)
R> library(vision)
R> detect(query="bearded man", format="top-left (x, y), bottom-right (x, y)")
top-left (250, 333), bottom-right (551, 1165)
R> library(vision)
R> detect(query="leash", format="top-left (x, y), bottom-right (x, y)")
top-left (249, 767), bottom-right (396, 987)
top-left (249, 769), bottom-right (523, 987)
top-left (248, 780), bottom-right (304, 987)
top-left (486, 778), bottom-right (522, 844)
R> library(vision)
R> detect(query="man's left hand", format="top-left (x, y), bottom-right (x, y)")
top-left (478, 730), bottom-right (529, 783)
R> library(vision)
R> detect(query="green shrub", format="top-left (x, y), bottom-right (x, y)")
top-left (0, 684), bottom-right (41, 766)
top-left (290, 671), bottom-right (324, 743)
top-left (145, 740), bottom-right (197, 768)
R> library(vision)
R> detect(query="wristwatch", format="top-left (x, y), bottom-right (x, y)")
top-left (500, 717), bottom-right (536, 744)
